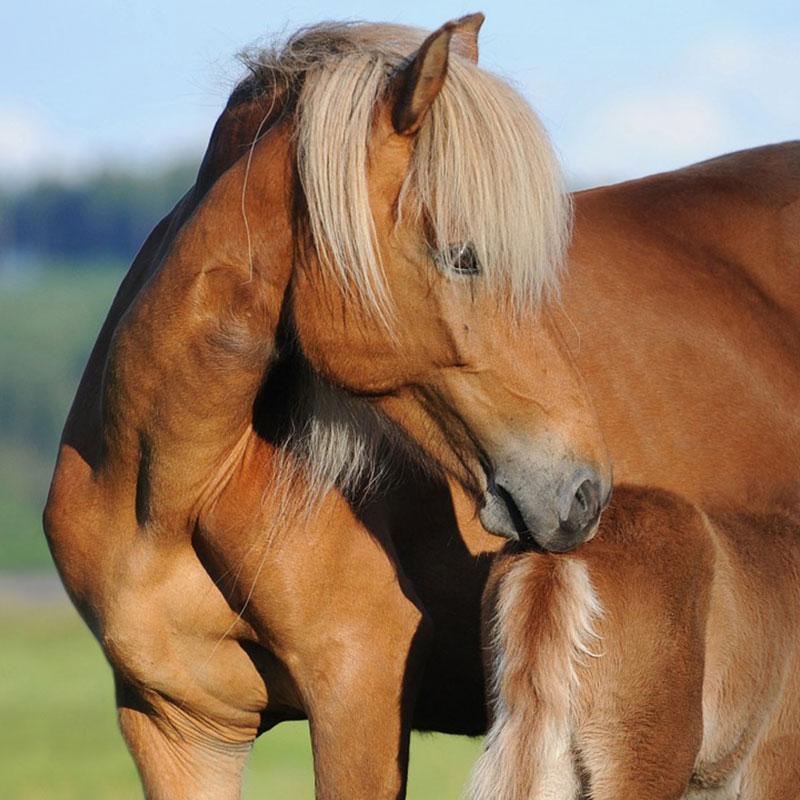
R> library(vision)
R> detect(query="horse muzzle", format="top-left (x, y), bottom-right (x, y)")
top-left (480, 464), bottom-right (611, 553)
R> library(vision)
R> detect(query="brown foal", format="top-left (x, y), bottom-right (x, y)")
top-left (472, 485), bottom-right (800, 800)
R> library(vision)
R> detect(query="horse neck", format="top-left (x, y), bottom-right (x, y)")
top-left (92, 124), bottom-right (296, 531)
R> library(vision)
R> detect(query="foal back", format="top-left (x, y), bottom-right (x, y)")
top-left (471, 486), bottom-right (800, 800)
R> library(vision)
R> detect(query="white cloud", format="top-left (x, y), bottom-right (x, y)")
top-left (696, 31), bottom-right (757, 79)
top-left (0, 105), bottom-right (210, 186)
top-left (0, 108), bottom-right (96, 185)
top-left (562, 27), bottom-right (800, 184)
top-left (689, 31), bottom-right (800, 143)
top-left (0, 110), bottom-right (50, 178)
top-left (606, 93), bottom-right (724, 155)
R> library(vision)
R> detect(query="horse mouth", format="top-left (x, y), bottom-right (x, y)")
top-left (480, 472), bottom-right (608, 553)
top-left (479, 476), bottom-right (537, 546)
top-left (492, 482), bottom-right (538, 546)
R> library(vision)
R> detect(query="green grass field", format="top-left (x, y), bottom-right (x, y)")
top-left (0, 600), bottom-right (483, 799)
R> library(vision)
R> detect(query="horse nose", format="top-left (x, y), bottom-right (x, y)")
top-left (559, 476), bottom-right (604, 542)
top-left (479, 461), bottom-right (612, 553)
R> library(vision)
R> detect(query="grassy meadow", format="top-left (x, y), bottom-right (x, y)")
top-left (0, 264), bottom-right (484, 797)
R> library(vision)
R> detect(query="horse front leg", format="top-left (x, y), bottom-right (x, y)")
top-left (301, 614), bottom-right (431, 800)
top-left (204, 474), bottom-right (433, 800)
top-left (116, 679), bottom-right (254, 800)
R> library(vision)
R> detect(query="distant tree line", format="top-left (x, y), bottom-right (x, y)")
top-left (0, 161), bottom-right (198, 265)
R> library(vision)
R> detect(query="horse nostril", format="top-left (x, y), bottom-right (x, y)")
top-left (561, 478), bottom-right (602, 536)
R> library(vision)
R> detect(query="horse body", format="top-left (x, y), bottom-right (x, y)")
top-left (45, 18), bottom-right (611, 799)
top-left (396, 140), bottom-right (800, 740)
top-left (42, 15), bottom-right (800, 800)
top-left (562, 143), bottom-right (800, 505)
top-left (471, 486), bottom-right (800, 799)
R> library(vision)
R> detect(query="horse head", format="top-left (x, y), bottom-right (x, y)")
top-left (198, 15), bottom-right (612, 551)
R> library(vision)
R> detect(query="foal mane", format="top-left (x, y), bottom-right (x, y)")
top-left (239, 21), bottom-right (570, 320)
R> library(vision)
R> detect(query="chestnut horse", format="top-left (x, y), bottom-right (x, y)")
top-left (43, 13), bottom-right (800, 800)
top-left (471, 485), bottom-right (800, 799)
top-left (44, 16), bottom-right (610, 800)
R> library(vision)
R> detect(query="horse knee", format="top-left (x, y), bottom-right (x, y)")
top-left (116, 679), bottom-right (253, 800)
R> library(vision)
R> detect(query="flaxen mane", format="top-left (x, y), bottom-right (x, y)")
top-left (240, 21), bottom-right (570, 320)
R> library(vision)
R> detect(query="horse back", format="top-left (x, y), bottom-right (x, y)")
top-left (574, 141), bottom-right (800, 322)
top-left (560, 143), bottom-right (800, 507)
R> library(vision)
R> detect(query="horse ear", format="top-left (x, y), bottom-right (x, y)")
top-left (391, 21), bottom-right (456, 136)
top-left (452, 12), bottom-right (485, 64)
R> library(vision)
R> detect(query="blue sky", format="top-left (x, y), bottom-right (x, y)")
top-left (4, 0), bottom-right (798, 186)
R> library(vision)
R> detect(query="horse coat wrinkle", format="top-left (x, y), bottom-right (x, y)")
top-left (42, 14), bottom-right (800, 800)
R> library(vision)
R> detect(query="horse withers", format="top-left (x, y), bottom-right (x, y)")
top-left (471, 486), bottom-right (800, 799)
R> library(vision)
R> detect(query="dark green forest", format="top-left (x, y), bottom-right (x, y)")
top-left (0, 162), bottom-right (197, 568)
top-left (1, 162), bottom-right (196, 263)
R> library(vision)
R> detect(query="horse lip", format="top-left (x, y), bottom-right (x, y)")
top-left (490, 481), bottom-right (537, 546)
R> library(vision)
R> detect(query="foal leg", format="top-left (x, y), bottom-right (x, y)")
top-left (576, 662), bottom-right (703, 800)
top-left (117, 681), bottom-right (253, 800)
top-left (579, 748), bottom-right (694, 800)
top-left (576, 610), bottom-right (705, 798)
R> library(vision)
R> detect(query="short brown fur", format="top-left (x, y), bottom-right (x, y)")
top-left (473, 486), bottom-right (800, 799)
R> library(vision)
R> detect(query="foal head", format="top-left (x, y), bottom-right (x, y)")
top-left (239, 16), bottom-right (611, 550)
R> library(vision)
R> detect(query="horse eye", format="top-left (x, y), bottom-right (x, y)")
top-left (438, 243), bottom-right (481, 276)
